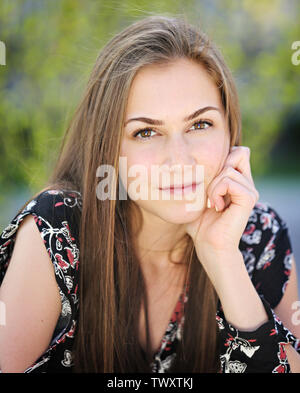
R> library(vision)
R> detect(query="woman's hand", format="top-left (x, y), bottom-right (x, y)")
top-left (184, 146), bottom-right (269, 330)
top-left (185, 146), bottom-right (259, 258)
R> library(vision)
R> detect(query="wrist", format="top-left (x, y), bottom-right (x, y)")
top-left (196, 245), bottom-right (243, 272)
top-left (209, 253), bottom-right (268, 331)
top-left (195, 247), bottom-right (244, 297)
top-left (196, 247), bottom-right (268, 330)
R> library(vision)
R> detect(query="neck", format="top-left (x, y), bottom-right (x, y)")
top-left (134, 211), bottom-right (189, 271)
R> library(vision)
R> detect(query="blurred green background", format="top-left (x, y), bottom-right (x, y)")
top-left (0, 0), bottom-right (299, 271)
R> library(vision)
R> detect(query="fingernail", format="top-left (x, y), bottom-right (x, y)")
top-left (207, 198), bottom-right (211, 208)
top-left (215, 205), bottom-right (219, 212)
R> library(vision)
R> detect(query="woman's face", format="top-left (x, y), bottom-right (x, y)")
top-left (119, 57), bottom-right (231, 224)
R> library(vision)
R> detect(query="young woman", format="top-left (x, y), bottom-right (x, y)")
top-left (0, 15), bottom-right (300, 373)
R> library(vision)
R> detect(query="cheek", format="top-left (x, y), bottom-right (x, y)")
top-left (119, 147), bottom-right (156, 193)
top-left (195, 142), bottom-right (227, 186)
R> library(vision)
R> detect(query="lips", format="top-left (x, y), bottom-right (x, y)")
top-left (159, 182), bottom-right (200, 191)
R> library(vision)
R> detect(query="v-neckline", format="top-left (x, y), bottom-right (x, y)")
top-left (151, 282), bottom-right (189, 360)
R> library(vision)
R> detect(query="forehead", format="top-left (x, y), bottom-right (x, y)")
top-left (125, 58), bottom-right (223, 118)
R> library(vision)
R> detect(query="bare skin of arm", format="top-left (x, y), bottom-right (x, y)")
top-left (0, 215), bottom-right (61, 372)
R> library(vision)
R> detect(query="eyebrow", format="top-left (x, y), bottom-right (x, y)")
top-left (124, 106), bottom-right (222, 127)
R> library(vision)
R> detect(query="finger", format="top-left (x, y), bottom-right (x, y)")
top-left (226, 146), bottom-right (254, 185)
top-left (208, 166), bottom-right (254, 200)
top-left (207, 166), bottom-right (259, 209)
top-left (211, 176), bottom-right (259, 212)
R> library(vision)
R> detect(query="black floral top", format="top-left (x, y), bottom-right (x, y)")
top-left (0, 189), bottom-right (299, 373)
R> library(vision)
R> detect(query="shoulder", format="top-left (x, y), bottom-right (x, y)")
top-left (24, 188), bottom-right (82, 228)
top-left (0, 188), bottom-right (82, 372)
top-left (17, 188), bottom-right (82, 287)
top-left (241, 201), bottom-right (288, 248)
top-left (0, 187), bottom-right (82, 337)
top-left (240, 201), bottom-right (294, 308)
top-left (1, 188), bottom-right (82, 241)
top-left (1, 187), bottom-right (83, 300)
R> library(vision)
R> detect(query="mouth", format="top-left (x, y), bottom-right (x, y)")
top-left (159, 182), bottom-right (202, 194)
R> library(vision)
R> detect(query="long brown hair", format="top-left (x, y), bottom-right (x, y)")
top-left (27, 15), bottom-right (242, 372)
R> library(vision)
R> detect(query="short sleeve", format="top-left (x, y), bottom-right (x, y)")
top-left (244, 202), bottom-right (294, 309)
top-left (0, 188), bottom-right (82, 372)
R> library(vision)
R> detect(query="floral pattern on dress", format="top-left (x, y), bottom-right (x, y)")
top-left (0, 189), bottom-right (81, 373)
top-left (0, 191), bottom-right (298, 373)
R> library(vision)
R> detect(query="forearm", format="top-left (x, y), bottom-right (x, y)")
top-left (200, 248), bottom-right (269, 331)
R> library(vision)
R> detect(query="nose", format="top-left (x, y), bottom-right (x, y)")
top-left (162, 134), bottom-right (196, 169)
top-left (156, 135), bottom-right (199, 186)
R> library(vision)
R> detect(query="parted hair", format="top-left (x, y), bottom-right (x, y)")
top-left (41, 14), bottom-right (242, 372)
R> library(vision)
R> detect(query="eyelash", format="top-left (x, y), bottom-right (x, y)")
top-left (132, 119), bottom-right (213, 141)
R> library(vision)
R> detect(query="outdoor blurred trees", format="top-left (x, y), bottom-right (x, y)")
top-left (0, 0), bottom-right (299, 199)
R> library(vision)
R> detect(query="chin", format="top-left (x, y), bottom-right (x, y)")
top-left (162, 209), bottom-right (204, 225)
top-left (140, 199), bottom-right (205, 225)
